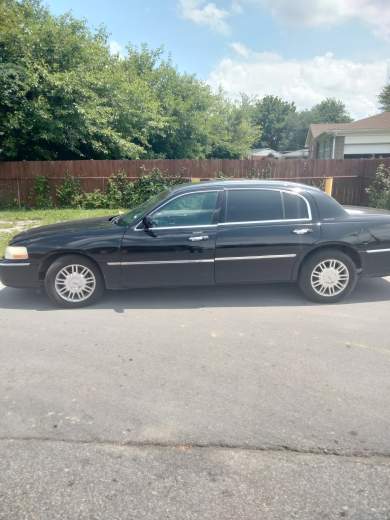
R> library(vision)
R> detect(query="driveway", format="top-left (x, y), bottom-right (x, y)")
top-left (1, 278), bottom-right (390, 519)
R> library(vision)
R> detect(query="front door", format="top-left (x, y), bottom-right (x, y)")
top-left (120, 190), bottom-right (221, 288)
top-left (215, 188), bottom-right (320, 284)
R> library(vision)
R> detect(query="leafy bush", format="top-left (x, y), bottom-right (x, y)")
top-left (132, 170), bottom-right (166, 204)
top-left (74, 189), bottom-right (108, 209)
top-left (0, 193), bottom-right (19, 209)
top-left (56, 173), bottom-right (82, 207)
top-left (366, 163), bottom-right (390, 209)
top-left (216, 166), bottom-right (273, 180)
top-left (106, 170), bottom-right (133, 208)
top-left (131, 168), bottom-right (186, 205)
top-left (23, 168), bottom-right (186, 210)
top-left (33, 176), bottom-right (52, 208)
top-left (105, 168), bottom-right (185, 208)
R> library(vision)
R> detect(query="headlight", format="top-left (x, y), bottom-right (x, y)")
top-left (5, 246), bottom-right (29, 260)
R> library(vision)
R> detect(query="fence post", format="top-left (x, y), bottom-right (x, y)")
top-left (16, 178), bottom-right (21, 208)
top-left (324, 177), bottom-right (334, 196)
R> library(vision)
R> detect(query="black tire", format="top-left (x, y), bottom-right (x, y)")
top-left (298, 249), bottom-right (358, 304)
top-left (44, 254), bottom-right (104, 308)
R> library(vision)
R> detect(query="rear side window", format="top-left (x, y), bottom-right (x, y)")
top-left (317, 193), bottom-right (346, 219)
top-left (282, 192), bottom-right (309, 219)
top-left (226, 190), bottom-right (283, 222)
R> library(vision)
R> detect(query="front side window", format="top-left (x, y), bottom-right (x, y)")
top-left (120, 189), bottom-right (171, 226)
top-left (149, 191), bottom-right (219, 228)
top-left (226, 190), bottom-right (283, 223)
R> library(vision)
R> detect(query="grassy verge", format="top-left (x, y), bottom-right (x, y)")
top-left (0, 232), bottom-right (13, 260)
top-left (0, 208), bottom-right (123, 257)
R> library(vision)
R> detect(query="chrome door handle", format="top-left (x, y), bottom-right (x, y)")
top-left (188, 235), bottom-right (209, 241)
top-left (292, 228), bottom-right (313, 235)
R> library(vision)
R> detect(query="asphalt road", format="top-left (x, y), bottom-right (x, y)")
top-left (1, 278), bottom-right (390, 519)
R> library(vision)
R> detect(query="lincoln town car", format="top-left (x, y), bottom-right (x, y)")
top-left (1, 180), bottom-right (390, 307)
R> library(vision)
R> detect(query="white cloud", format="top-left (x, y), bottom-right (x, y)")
top-left (229, 41), bottom-right (250, 57)
top-left (256, 0), bottom-right (390, 40)
top-left (109, 40), bottom-right (125, 57)
top-left (178, 0), bottom-right (231, 33)
top-left (178, 0), bottom-right (390, 39)
top-left (230, 0), bottom-right (244, 13)
top-left (208, 47), bottom-right (388, 118)
top-left (257, 0), bottom-right (354, 25)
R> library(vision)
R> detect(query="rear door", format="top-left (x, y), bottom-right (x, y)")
top-left (215, 188), bottom-right (320, 284)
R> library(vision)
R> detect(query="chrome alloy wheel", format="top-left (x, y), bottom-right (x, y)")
top-left (310, 259), bottom-right (350, 297)
top-left (54, 264), bottom-right (96, 303)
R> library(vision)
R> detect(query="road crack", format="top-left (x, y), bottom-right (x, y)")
top-left (0, 435), bottom-right (390, 460)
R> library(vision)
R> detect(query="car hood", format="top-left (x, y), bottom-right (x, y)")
top-left (11, 216), bottom-right (121, 244)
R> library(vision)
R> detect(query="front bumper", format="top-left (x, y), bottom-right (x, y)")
top-left (0, 260), bottom-right (41, 288)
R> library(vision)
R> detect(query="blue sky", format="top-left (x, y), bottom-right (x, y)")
top-left (46, 0), bottom-right (390, 118)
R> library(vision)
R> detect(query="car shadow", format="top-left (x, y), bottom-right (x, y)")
top-left (1, 277), bottom-right (390, 311)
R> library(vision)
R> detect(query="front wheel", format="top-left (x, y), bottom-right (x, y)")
top-left (44, 255), bottom-right (104, 308)
top-left (299, 249), bottom-right (358, 303)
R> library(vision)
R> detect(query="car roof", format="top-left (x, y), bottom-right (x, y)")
top-left (169, 179), bottom-right (322, 195)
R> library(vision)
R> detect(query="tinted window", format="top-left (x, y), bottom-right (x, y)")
top-left (317, 193), bottom-right (346, 219)
top-left (150, 191), bottom-right (219, 227)
top-left (226, 190), bottom-right (283, 222)
top-left (121, 190), bottom-right (171, 225)
top-left (283, 192), bottom-right (309, 219)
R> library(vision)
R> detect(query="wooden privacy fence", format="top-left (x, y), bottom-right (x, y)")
top-left (0, 157), bottom-right (387, 207)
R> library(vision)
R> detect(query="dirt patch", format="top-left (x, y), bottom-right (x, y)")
top-left (0, 220), bottom-right (40, 234)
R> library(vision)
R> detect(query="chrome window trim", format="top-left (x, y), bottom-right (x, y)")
top-left (134, 189), bottom-right (221, 231)
top-left (219, 218), bottom-right (312, 227)
top-left (134, 218), bottom-right (311, 231)
top-left (134, 224), bottom-right (218, 232)
top-left (223, 187), bottom-right (312, 225)
top-left (132, 187), bottom-right (313, 231)
top-left (0, 262), bottom-right (31, 267)
top-left (366, 248), bottom-right (390, 254)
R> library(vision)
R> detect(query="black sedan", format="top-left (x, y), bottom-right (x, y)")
top-left (1, 180), bottom-right (390, 307)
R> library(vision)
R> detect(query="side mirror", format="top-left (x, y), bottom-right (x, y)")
top-left (142, 215), bottom-right (154, 229)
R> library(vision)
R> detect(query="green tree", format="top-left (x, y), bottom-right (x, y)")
top-left (280, 98), bottom-right (352, 151)
top-left (205, 95), bottom-right (259, 159)
top-left (0, 0), bottom-right (160, 159)
top-left (0, 0), bottom-right (257, 160)
top-left (309, 98), bottom-right (352, 124)
top-left (279, 110), bottom-right (313, 151)
top-left (132, 56), bottom-right (258, 159)
top-left (250, 96), bottom-right (296, 150)
top-left (379, 84), bottom-right (390, 111)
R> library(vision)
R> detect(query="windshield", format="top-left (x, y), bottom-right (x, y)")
top-left (119, 189), bottom-right (171, 226)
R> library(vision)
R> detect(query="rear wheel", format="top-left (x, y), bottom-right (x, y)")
top-left (44, 255), bottom-right (104, 308)
top-left (299, 249), bottom-right (357, 303)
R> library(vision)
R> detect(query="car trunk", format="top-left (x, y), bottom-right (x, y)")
top-left (343, 205), bottom-right (390, 216)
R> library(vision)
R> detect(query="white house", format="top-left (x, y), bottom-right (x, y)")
top-left (248, 148), bottom-right (309, 159)
top-left (281, 149), bottom-right (309, 159)
top-left (306, 112), bottom-right (390, 159)
top-left (248, 148), bottom-right (283, 159)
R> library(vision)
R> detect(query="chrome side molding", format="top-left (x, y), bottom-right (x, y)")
top-left (216, 254), bottom-right (297, 261)
top-left (366, 248), bottom-right (390, 254)
top-left (107, 254), bottom-right (297, 266)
